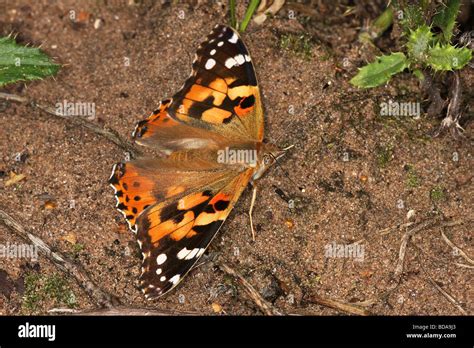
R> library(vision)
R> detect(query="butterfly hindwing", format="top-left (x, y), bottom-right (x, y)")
top-left (135, 168), bottom-right (253, 298)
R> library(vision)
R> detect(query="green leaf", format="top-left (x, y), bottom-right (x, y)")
top-left (426, 43), bottom-right (472, 71)
top-left (397, 4), bottom-right (425, 34)
top-left (229, 0), bottom-right (237, 29)
top-left (350, 52), bottom-right (408, 88)
top-left (432, 0), bottom-right (461, 43)
top-left (407, 25), bottom-right (434, 62)
top-left (239, 0), bottom-right (260, 33)
top-left (0, 36), bottom-right (60, 87)
top-left (369, 7), bottom-right (393, 39)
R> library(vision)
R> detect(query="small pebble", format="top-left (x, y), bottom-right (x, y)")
top-left (94, 18), bottom-right (102, 29)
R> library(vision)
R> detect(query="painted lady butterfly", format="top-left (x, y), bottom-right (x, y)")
top-left (109, 25), bottom-right (288, 299)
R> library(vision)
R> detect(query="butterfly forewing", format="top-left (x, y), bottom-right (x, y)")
top-left (168, 24), bottom-right (264, 142)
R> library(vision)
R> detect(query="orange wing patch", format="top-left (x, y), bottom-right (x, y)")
top-left (109, 162), bottom-right (158, 232)
top-left (133, 99), bottom-right (179, 141)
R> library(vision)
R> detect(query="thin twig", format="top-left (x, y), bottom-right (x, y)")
top-left (360, 219), bottom-right (440, 307)
top-left (394, 219), bottom-right (438, 278)
top-left (425, 277), bottom-right (467, 315)
top-left (219, 263), bottom-right (282, 315)
top-left (0, 92), bottom-right (142, 158)
top-left (412, 245), bottom-right (468, 315)
top-left (406, 225), bottom-right (470, 315)
top-left (0, 209), bottom-right (119, 308)
top-left (49, 306), bottom-right (201, 316)
top-left (306, 294), bottom-right (370, 316)
top-left (379, 221), bottom-right (415, 235)
top-left (440, 229), bottom-right (474, 265)
top-left (454, 263), bottom-right (474, 269)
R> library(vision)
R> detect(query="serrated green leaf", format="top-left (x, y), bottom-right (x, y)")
top-left (407, 25), bottom-right (434, 62)
top-left (398, 4), bottom-right (425, 34)
top-left (432, 0), bottom-right (461, 43)
top-left (0, 36), bottom-right (60, 87)
top-left (350, 52), bottom-right (408, 88)
top-left (427, 43), bottom-right (472, 71)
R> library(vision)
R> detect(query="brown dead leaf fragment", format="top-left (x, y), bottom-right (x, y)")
top-left (5, 172), bottom-right (25, 187)
top-left (211, 303), bottom-right (222, 313)
top-left (61, 233), bottom-right (77, 245)
top-left (77, 11), bottom-right (91, 23)
top-left (43, 200), bottom-right (57, 210)
top-left (360, 270), bottom-right (373, 279)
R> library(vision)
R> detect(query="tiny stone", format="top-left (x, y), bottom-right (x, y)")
top-left (406, 209), bottom-right (415, 220)
top-left (93, 18), bottom-right (102, 29)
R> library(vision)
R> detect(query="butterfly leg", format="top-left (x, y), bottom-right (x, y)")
top-left (248, 185), bottom-right (258, 241)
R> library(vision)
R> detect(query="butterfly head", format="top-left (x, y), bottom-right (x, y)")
top-left (253, 143), bottom-right (293, 181)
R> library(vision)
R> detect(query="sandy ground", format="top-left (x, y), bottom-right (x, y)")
top-left (0, 1), bottom-right (472, 315)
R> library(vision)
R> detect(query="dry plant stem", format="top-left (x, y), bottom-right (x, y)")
top-left (440, 229), bottom-right (474, 265)
top-left (454, 262), bottom-right (474, 269)
top-left (0, 209), bottom-right (119, 308)
top-left (379, 221), bottom-right (414, 235)
top-left (433, 71), bottom-right (464, 137)
top-left (306, 294), bottom-right (370, 316)
top-left (49, 306), bottom-right (200, 316)
top-left (219, 263), bottom-right (282, 315)
top-left (0, 92), bottom-right (142, 158)
top-left (359, 219), bottom-right (440, 307)
top-left (412, 244), bottom-right (468, 315)
top-left (425, 278), bottom-right (467, 315)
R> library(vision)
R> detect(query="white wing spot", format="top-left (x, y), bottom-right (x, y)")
top-left (185, 248), bottom-right (200, 260)
top-left (156, 253), bottom-right (167, 265)
top-left (228, 32), bottom-right (238, 44)
top-left (205, 58), bottom-right (216, 70)
top-left (217, 41), bottom-right (224, 47)
top-left (160, 276), bottom-right (166, 282)
top-left (156, 268), bottom-right (162, 275)
top-left (210, 49), bottom-right (216, 56)
top-left (169, 274), bottom-right (181, 285)
top-left (225, 57), bottom-right (236, 69)
top-left (177, 247), bottom-right (190, 260)
top-left (235, 54), bottom-right (245, 65)
top-left (245, 54), bottom-right (251, 62)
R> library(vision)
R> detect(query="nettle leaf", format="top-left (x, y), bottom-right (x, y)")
top-left (427, 43), bottom-right (472, 71)
top-left (407, 25), bottom-right (434, 62)
top-left (0, 36), bottom-right (60, 87)
top-left (350, 52), bottom-right (408, 88)
top-left (432, 0), bottom-right (461, 43)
